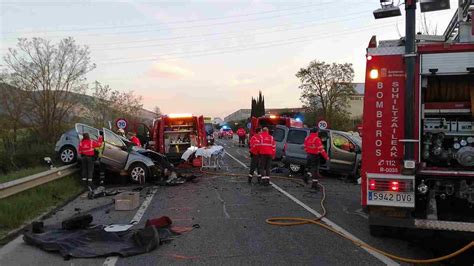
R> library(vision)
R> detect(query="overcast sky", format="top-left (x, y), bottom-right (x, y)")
top-left (1, 0), bottom-right (458, 119)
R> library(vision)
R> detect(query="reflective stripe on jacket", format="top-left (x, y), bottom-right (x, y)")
top-left (255, 132), bottom-right (275, 156)
top-left (79, 139), bottom-right (101, 156)
top-left (303, 133), bottom-right (329, 160)
top-left (94, 136), bottom-right (105, 158)
top-left (249, 134), bottom-right (261, 155)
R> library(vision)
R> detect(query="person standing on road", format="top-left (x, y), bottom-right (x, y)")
top-left (236, 127), bottom-right (246, 147)
top-left (95, 131), bottom-right (106, 185)
top-left (79, 133), bottom-right (101, 187)
top-left (303, 128), bottom-right (329, 189)
top-left (256, 127), bottom-right (276, 185)
top-left (248, 127), bottom-right (262, 183)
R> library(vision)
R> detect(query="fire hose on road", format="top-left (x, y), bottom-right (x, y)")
top-left (200, 169), bottom-right (474, 264)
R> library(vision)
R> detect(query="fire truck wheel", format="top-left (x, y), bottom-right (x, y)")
top-left (129, 163), bottom-right (149, 184)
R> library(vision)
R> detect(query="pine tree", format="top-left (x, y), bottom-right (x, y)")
top-left (250, 91), bottom-right (266, 118)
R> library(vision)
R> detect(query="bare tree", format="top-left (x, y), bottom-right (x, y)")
top-left (0, 83), bottom-right (27, 146)
top-left (86, 81), bottom-right (143, 128)
top-left (1, 37), bottom-right (95, 142)
top-left (296, 60), bottom-right (355, 129)
top-left (419, 14), bottom-right (438, 35)
top-left (86, 81), bottom-right (113, 128)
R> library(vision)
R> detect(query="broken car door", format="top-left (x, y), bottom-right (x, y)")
top-left (102, 128), bottom-right (129, 171)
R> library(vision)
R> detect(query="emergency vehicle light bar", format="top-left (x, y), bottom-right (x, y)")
top-left (168, 113), bottom-right (192, 118)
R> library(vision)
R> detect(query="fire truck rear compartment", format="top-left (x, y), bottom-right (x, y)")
top-left (414, 176), bottom-right (474, 223)
top-left (419, 75), bottom-right (474, 222)
top-left (421, 75), bottom-right (474, 169)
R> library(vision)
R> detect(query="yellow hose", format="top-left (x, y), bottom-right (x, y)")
top-left (200, 169), bottom-right (474, 264)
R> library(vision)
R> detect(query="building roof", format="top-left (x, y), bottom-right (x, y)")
top-left (353, 83), bottom-right (364, 95)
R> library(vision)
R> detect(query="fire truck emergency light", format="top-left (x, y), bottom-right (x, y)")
top-left (373, 0), bottom-right (401, 19)
top-left (373, 6), bottom-right (401, 19)
top-left (369, 69), bottom-right (379, 79)
top-left (168, 113), bottom-right (192, 118)
top-left (420, 0), bottom-right (450, 13)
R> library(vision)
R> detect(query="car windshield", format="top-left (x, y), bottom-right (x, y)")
top-left (273, 128), bottom-right (285, 142)
top-left (287, 130), bottom-right (307, 144)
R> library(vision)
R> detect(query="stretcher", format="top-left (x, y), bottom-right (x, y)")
top-left (195, 145), bottom-right (225, 170)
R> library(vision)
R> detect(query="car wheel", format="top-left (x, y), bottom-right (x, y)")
top-left (129, 163), bottom-right (149, 184)
top-left (289, 164), bottom-right (301, 174)
top-left (59, 146), bottom-right (77, 164)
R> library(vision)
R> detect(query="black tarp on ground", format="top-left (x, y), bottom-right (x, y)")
top-left (23, 225), bottom-right (165, 259)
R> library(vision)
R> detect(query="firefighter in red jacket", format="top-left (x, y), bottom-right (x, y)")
top-left (78, 133), bottom-right (102, 186)
top-left (236, 127), bottom-right (246, 147)
top-left (304, 128), bottom-right (329, 188)
top-left (128, 132), bottom-right (142, 147)
top-left (256, 127), bottom-right (276, 184)
top-left (248, 127), bottom-right (262, 183)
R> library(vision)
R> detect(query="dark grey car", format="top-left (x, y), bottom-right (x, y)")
top-left (281, 128), bottom-right (361, 178)
top-left (55, 123), bottom-right (170, 183)
top-left (273, 125), bottom-right (288, 161)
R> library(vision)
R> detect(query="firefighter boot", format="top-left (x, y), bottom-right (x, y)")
top-left (262, 176), bottom-right (270, 186)
top-left (311, 179), bottom-right (319, 190)
top-left (87, 179), bottom-right (94, 191)
top-left (248, 174), bottom-right (252, 183)
top-left (303, 172), bottom-right (311, 184)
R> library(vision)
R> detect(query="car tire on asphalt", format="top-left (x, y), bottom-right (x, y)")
top-left (129, 163), bottom-right (149, 185)
top-left (59, 146), bottom-right (77, 164)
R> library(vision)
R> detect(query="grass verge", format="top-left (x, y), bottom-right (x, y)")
top-left (0, 174), bottom-right (83, 240)
top-left (0, 166), bottom-right (49, 184)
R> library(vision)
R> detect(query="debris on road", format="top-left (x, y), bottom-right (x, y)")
top-left (103, 224), bottom-right (134, 232)
top-left (87, 186), bottom-right (122, 199)
top-left (23, 226), bottom-right (160, 259)
top-left (23, 216), bottom-right (193, 259)
top-left (61, 214), bottom-right (93, 230)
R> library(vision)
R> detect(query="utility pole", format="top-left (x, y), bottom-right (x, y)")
top-left (404, 0), bottom-right (417, 162)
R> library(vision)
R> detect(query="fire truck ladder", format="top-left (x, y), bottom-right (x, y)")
top-left (417, 0), bottom-right (473, 42)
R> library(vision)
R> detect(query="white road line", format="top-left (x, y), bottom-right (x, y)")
top-left (225, 151), bottom-right (248, 168)
top-left (103, 186), bottom-right (159, 266)
top-left (224, 151), bottom-right (399, 266)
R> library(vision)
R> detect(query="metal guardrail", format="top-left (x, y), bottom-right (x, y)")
top-left (0, 164), bottom-right (79, 199)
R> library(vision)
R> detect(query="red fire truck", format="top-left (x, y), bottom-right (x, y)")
top-left (362, 4), bottom-right (474, 235)
top-left (250, 115), bottom-right (303, 139)
top-left (152, 114), bottom-right (207, 160)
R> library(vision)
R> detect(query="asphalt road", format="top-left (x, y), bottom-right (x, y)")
top-left (0, 137), bottom-right (472, 265)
